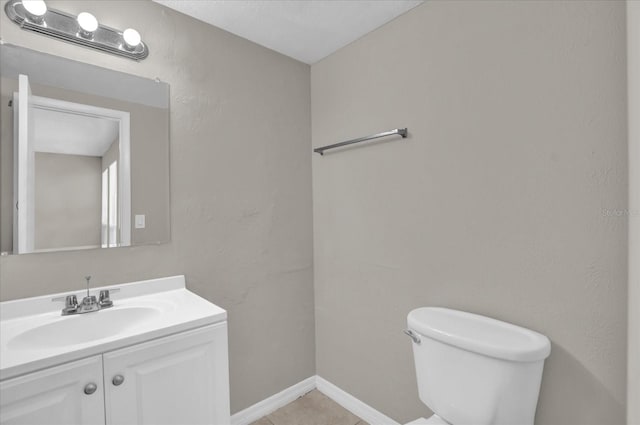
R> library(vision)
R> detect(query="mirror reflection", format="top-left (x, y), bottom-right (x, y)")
top-left (0, 44), bottom-right (170, 255)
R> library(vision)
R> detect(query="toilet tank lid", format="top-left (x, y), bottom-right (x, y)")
top-left (407, 307), bottom-right (551, 362)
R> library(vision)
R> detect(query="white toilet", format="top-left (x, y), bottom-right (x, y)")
top-left (405, 307), bottom-right (551, 425)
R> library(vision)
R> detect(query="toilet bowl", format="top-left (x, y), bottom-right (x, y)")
top-left (405, 307), bottom-right (551, 425)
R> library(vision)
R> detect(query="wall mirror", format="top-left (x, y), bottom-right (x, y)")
top-left (0, 44), bottom-right (170, 255)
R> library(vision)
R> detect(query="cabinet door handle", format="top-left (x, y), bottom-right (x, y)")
top-left (112, 375), bottom-right (125, 386)
top-left (84, 383), bottom-right (98, 395)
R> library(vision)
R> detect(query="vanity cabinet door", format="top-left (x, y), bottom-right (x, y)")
top-left (0, 355), bottom-right (105, 425)
top-left (103, 323), bottom-right (230, 425)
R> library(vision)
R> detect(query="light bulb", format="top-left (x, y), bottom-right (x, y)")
top-left (123, 28), bottom-right (141, 49)
top-left (77, 12), bottom-right (98, 33)
top-left (22, 0), bottom-right (47, 18)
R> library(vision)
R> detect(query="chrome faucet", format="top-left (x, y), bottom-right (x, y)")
top-left (58, 276), bottom-right (115, 316)
top-left (78, 276), bottom-right (99, 313)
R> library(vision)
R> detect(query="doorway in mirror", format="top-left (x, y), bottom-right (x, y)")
top-left (12, 74), bottom-right (131, 254)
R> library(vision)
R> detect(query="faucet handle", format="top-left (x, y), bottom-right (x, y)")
top-left (62, 295), bottom-right (78, 315)
top-left (66, 294), bottom-right (78, 307)
top-left (99, 290), bottom-right (113, 308)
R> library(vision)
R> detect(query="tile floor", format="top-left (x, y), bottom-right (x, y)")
top-left (249, 390), bottom-right (368, 425)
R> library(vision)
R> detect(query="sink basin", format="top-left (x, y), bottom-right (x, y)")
top-left (1, 275), bottom-right (228, 381)
top-left (8, 306), bottom-right (161, 349)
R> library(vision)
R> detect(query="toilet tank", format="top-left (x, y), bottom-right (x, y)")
top-left (407, 308), bottom-right (551, 425)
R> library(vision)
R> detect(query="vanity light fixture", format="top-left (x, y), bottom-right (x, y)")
top-left (21, 0), bottom-right (46, 22)
top-left (123, 28), bottom-right (141, 50)
top-left (76, 12), bottom-right (98, 39)
top-left (4, 0), bottom-right (148, 60)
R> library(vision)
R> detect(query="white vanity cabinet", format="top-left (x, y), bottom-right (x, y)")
top-left (0, 356), bottom-right (106, 425)
top-left (104, 323), bottom-right (230, 425)
top-left (0, 276), bottom-right (230, 425)
top-left (0, 323), bottom-right (230, 425)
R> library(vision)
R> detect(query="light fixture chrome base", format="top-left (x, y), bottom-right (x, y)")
top-left (4, 0), bottom-right (148, 61)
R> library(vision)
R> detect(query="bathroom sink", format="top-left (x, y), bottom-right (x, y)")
top-left (0, 275), bottom-right (227, 380)
top-left (8, 306), bottom-right (162, 349)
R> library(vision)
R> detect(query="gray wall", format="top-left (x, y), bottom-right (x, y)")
top-left (0, 0), bottom-right (314, 414)
top-left (34, 152), bottom-right (102, 250)
top-left (628, 3), bottom-right (640, 422)
top-left (311, 1), bottom-right (627, 424)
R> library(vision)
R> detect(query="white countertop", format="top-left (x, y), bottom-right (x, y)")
top-left (0, 275), bottom-right (227, 381)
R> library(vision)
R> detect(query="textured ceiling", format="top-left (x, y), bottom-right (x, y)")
top-left (154, 0), bottom-right (424, 64)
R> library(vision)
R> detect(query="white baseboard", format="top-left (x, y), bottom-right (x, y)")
top-left (230, 376), bottom-right (316, 425)
top-left (316, 376), bottom-right (401, 425)
top-left (230, 375), bottom-right (400, 425)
